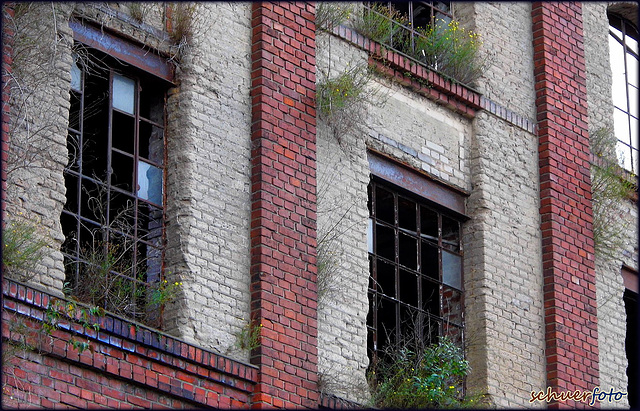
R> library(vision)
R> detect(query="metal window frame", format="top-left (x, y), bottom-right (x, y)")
top-left (367, 176), bottom-right (464, 360)
top-left (61, 46), bottom-right (168, 316)
top-left (609, 13), bottom-right (639, 173)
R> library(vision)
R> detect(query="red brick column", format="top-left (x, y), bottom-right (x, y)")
top-left (249, 2), bottom-right (318, 408)
top-left (1, 3), bottom-right (15, 219)
top-left (532, 2), bottom-right (599, 408)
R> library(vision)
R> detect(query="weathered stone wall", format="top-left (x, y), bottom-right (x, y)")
top-left (163, 3), bottom-right (253, 360)
top-left (456, 3), bottom-right (546, 407)
top-left (584, 2), bottom-right (637, 405)
top-left (315, 31), bottom-right (372, 404)
top-left (3, 3), bottom-right (75, 294)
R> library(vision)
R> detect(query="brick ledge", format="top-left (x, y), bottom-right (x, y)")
top-left (2, 278), bottom-right (257, 407)
top-left (327, 25), bottom-right (537, 134)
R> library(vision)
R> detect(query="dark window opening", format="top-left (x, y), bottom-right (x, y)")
top-left (367, 178), bottom-right (463, 363)
top-left (61, 47), bottom-right (167, 325)
top-left (608, 11), bottom-right (639, 173)
top-left (623, 265), bottom-right (639, 408)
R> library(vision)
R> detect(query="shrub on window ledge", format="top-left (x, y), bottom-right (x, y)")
top-left (367, 336), bottom-right (486, 409)
top-left (351, 5), bottom-right (487, 86)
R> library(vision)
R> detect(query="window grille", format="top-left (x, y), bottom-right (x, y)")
top-left (367, 178), bottom-right (463, 361)
top-left (62, 48), bottom-right (166, 322)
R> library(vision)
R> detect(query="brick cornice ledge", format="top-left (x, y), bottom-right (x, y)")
top-left (328, 25), bottom-right (537, 134)
top-left (2, 279), bottom-right (258, 407)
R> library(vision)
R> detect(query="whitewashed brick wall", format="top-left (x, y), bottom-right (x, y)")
top-left (164, 3), bottom-right (253, 360)
top-left (456, 3), bottom-right (546, 407)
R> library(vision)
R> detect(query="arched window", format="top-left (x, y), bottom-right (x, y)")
top-left (608, 10), bottom-right (639, 173)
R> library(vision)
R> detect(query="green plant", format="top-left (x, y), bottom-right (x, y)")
top-left (316, 2), bottom-right (354, 31)
top-left (317, 64), bottom-right (368, 116)
top-left (2, 217), bottom-right (48, 282)
top-left (235, 319), bottom-right (262, 351)
top-left (148, 279), bottom-right (182, 306)
top-left (368, 337), bottom-right (483, 409)
top-left (590, 127), bottom-right (636, 260)
top-left (413, 19), bottom-right (485, 85)
top-left (316, 61), bottom-right (385, 144)
top-left (43, 298), bottom-right (105, 354)
top-left (66, 242), bottom-right (180, 328)
top-left (351, 3), bottom-right (408, 47)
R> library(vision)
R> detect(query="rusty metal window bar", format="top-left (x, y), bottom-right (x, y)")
top-left (608, 12), bottom-right (639, 173)
top-left (362, 2), bottom-right (453, 65)
top-left (62, 48), bottom-right (166, 321)
top-left (367, 178), bottom-right (463, 361)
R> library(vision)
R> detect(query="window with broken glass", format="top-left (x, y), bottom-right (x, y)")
top-left (609, 12), bottom-right (639, 173)
top-left (367, 178), bottom-right (463, 361)
top-left (61, 48), bottom-right (166, 321)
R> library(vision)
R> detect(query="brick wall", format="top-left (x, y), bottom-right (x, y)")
top-left (2, 279), bottom-right (257, 409)
top-left (532, 2), bottom-right (600, 407)
top-left (249, 2), bottom-right (319, 407)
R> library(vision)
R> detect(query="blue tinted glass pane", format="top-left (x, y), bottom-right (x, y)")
top-left (137, 161), bottom-right (163, 205)
top-left (113, 74), bottom-right (135, 114)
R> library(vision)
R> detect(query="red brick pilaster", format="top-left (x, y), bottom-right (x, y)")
top-left (1, 3), bottom-right (15, 219)
top-left (249, 2), bottom-right (318, 408)
top-left (532, 2), bottom-right (599, 408)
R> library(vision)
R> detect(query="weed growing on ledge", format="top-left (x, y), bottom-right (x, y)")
top-left (316, 2), bottom-right (354, 31)
top-left (590, 127), bottom-right (636, 260)
top-left (317, 62), bottom-right (385, 144)
top-left (412, 19), bottom-right (487, 86)
top-left (350, 4), bottom-right (488, 86)
top-left (351, 3), bottom-right (408, 48)
top-left (2, 217), bottom-right (48, 282)
top-left (234, 319), bottom-right (262, 351)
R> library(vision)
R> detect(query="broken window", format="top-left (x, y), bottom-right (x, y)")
top-left (61, 47), bottom-right (167, 323)
top-left (367, 178), bottom-right (464, 361)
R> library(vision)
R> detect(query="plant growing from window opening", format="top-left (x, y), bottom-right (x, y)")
top-left (351, 3), bottom-right (408, 48)
top-left (412, 19), bottom-right (486, 86)
top-left (351, 4), bottom-right (488, 86)
top-left (590, 127), bottom-right (636, 260)
top-left (65, 239), bottom-right (180, 329)
top-left (368, 336), bottom-right (486, 408)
